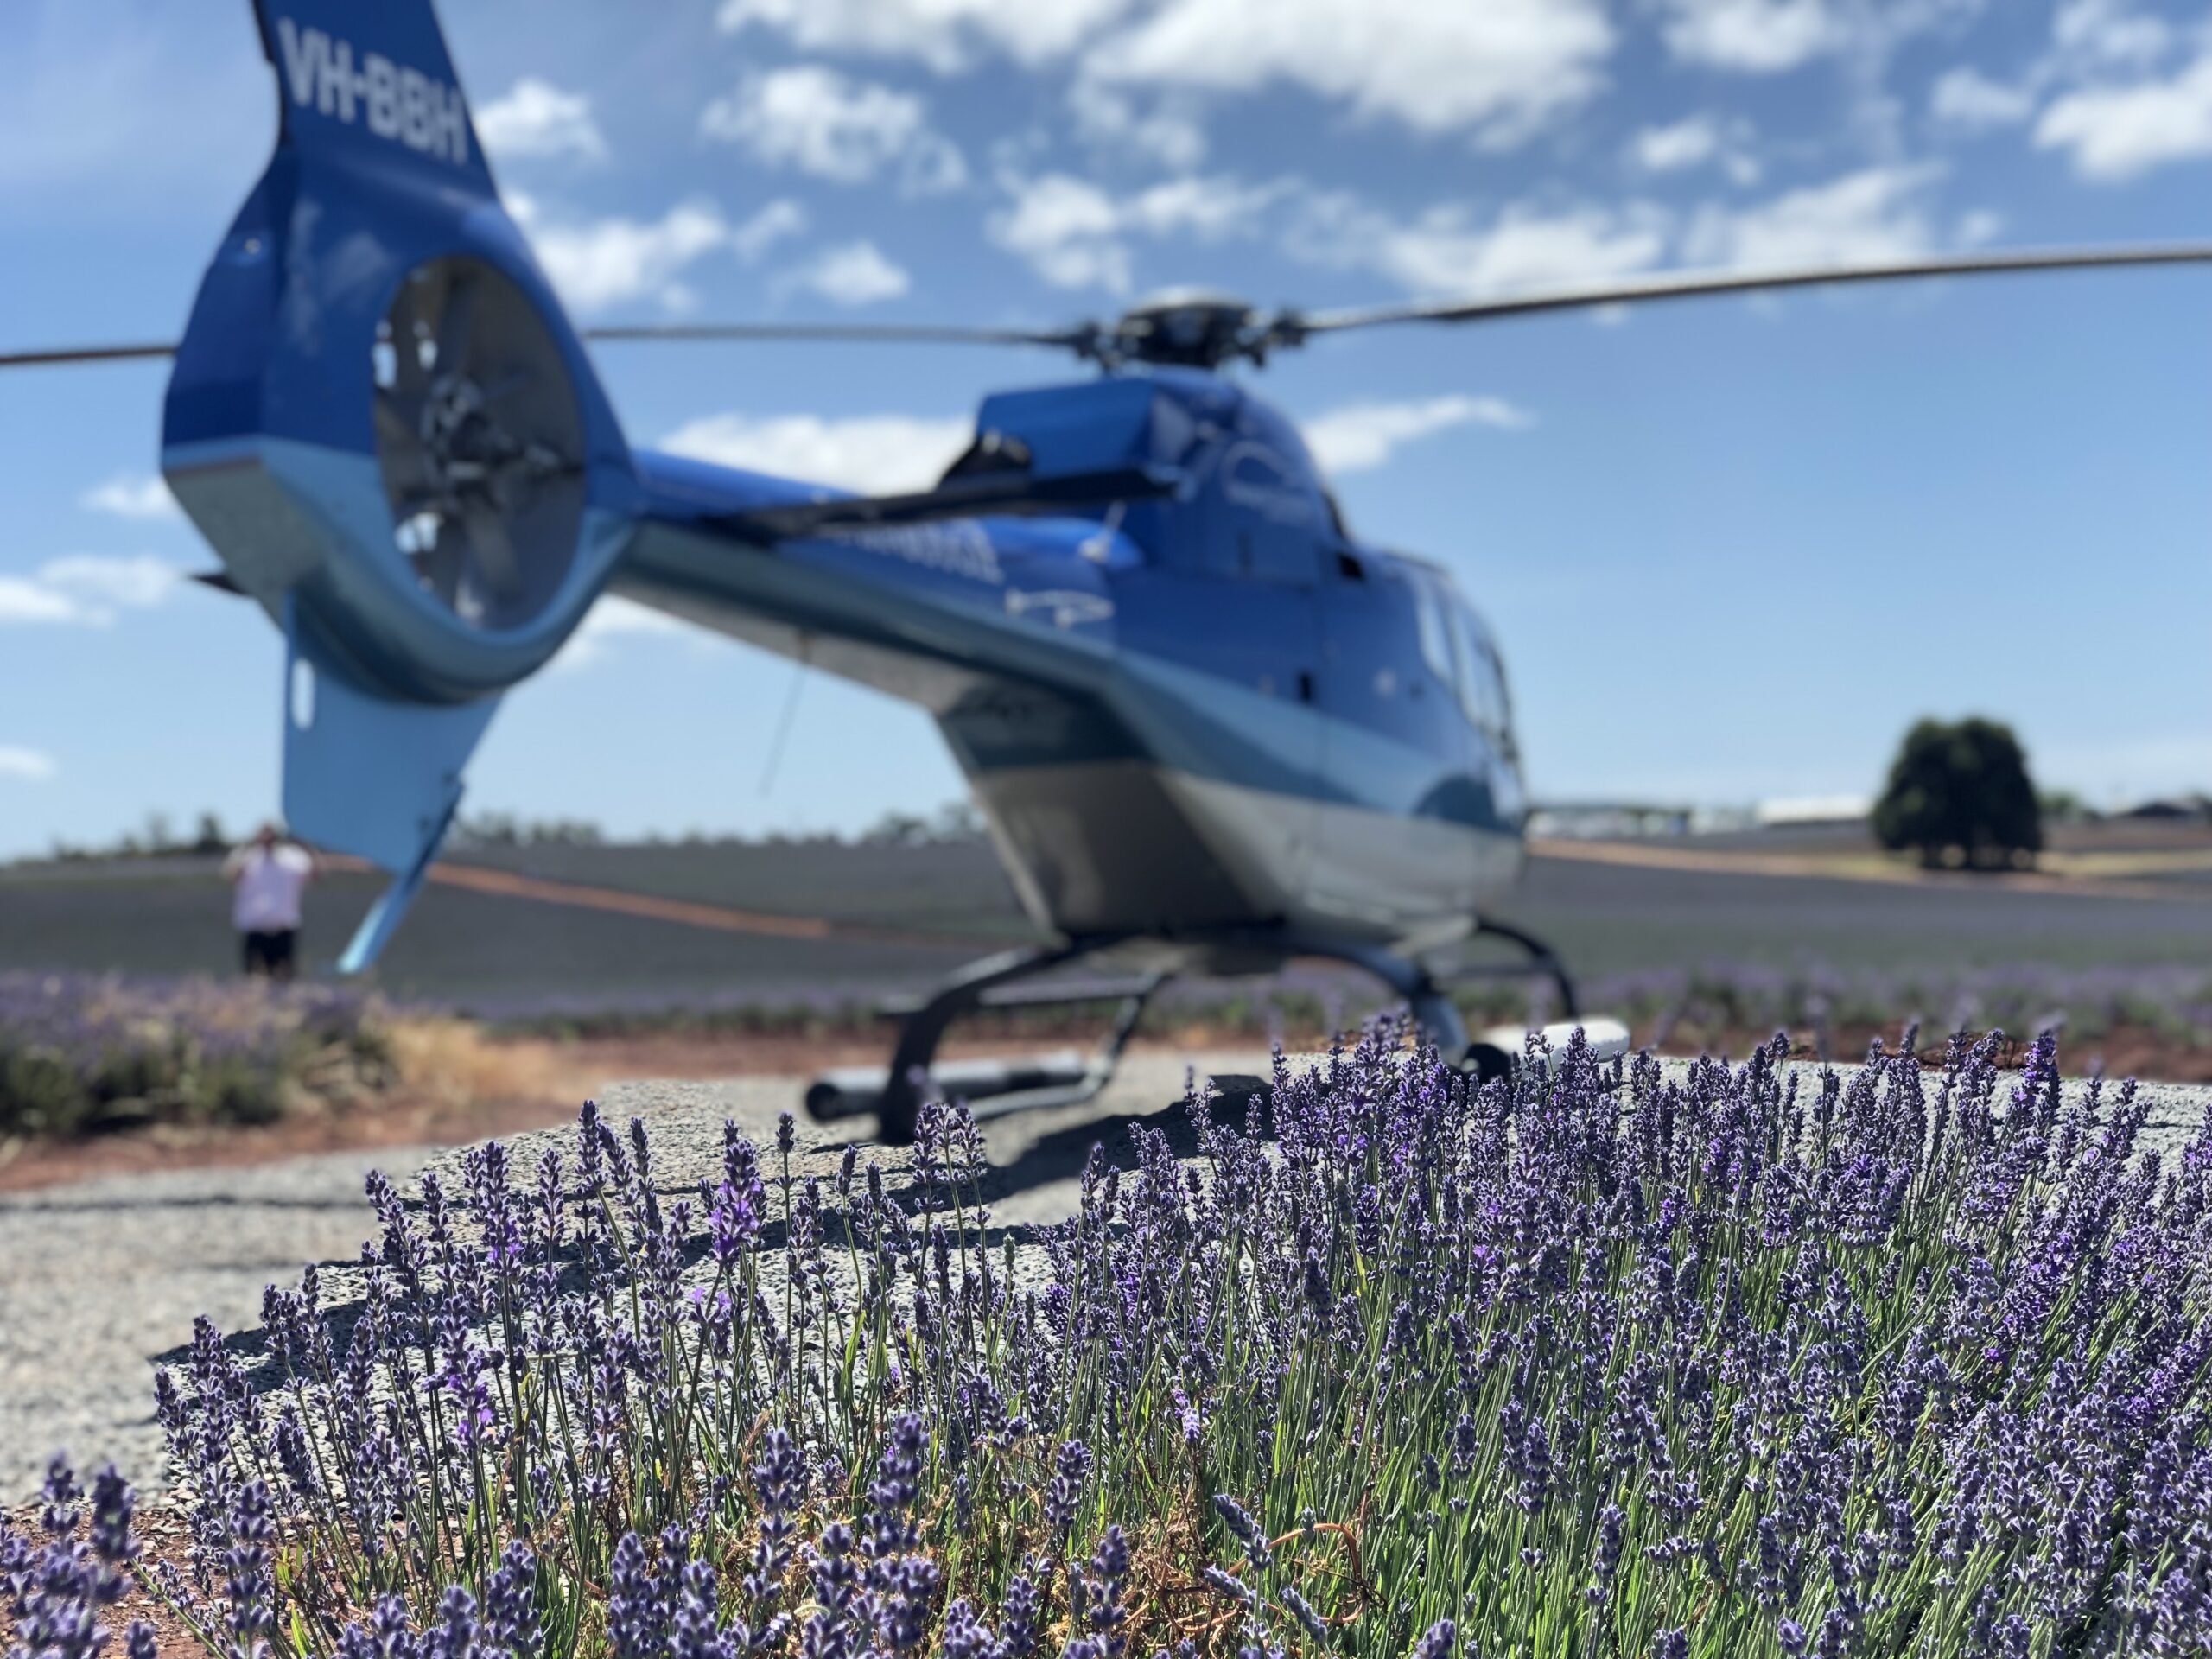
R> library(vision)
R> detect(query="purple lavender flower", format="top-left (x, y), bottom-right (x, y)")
top-left (995, 1566), bottom-right (1046, 1659)
top-left (938, 1599), bottom-right (990, 1659)
top-left (484, 1541), bottom-right (542, 1659)
top-left (1046, 1441), bottom-right (1093, 1546)
top-left (608, 1533), bottom-right (670, 1659)
top-left (225, 1479), bottom-right (276, 1656)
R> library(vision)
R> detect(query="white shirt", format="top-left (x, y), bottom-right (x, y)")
top-left (228, 843), bottom-right (314, 932)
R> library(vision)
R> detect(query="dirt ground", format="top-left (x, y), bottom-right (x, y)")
top-left (2, 1016), bottom-right (2203, 1195)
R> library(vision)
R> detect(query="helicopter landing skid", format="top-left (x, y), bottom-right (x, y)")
top-left (1442, 920), bottom-right (1641, 1080)
top-left (1327, 920), bottom-right (1615, 1083)
top-left (1447, 918), bottom-right (1580, 1020)
top-left (802, 940), bottom-right (1166, 1145)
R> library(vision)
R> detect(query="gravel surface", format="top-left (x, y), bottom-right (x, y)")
top-left (4, 1046), bottom-right (2206, 1503)
top-left (0, 1048), bottom-right (1263, 1502)
top-left (0, 1145), bottom-right (439, 1503)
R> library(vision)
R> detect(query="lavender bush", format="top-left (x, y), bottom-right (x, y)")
top-left (1, 1455), bottom-right (156, 1659)
top-left (140, 1028), bottom-right (2212, 1659)
top-left (0, 973), bottom-right (391, 1136)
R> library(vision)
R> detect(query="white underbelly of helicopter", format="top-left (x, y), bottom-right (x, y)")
top-left (1166, 772), bottom-right (1513, 950)
top-left (969, 759), bottom-right (1515, 950)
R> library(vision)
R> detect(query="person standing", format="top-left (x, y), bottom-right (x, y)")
top-left (224, 822), bottom-right (318, 978)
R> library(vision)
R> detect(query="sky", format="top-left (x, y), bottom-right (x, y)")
top-left (2, 0), bottom-right (2209, 857)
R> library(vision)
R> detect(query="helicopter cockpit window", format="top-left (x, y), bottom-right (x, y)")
top-left (1449, 603), bottom-right (1511, 742)
top-left (1411, 572), bottom-right (1455, 691)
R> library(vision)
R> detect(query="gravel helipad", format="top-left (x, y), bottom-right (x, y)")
top-left (4, 1048), bottom-right (2206, 1503)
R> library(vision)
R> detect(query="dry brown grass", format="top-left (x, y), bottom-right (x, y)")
top-left (383, 1015), bottom-right (569, 1108)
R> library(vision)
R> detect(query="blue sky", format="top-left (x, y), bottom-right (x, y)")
top-left (3, 0), bottom-right (2209, 856)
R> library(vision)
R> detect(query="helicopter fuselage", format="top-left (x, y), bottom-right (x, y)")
top-left (611, 368), bottom-right (1529, 969)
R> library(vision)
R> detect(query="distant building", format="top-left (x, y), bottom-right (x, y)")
top-left (1526, 802), bottom-right (1696, 839)
top-left (1753, 794), bottom-right (1871, 828)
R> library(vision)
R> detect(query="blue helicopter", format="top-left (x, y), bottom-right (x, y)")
top-left (15, 0), bottom-right (2212, 1141)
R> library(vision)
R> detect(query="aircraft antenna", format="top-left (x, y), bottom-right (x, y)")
top-left (759, 635), bottom-right (811, 798)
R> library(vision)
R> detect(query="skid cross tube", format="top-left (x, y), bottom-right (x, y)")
top-left (1459, 918), bottom-right (1580, 1020)
top-left (1296, 918), bottom-right (1579, 1068)
top-left (810, 938), bottom-right (1163, 1144)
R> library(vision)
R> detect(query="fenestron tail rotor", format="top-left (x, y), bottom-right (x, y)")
top-left (372, 257), bottom-right (586, 631)
top-left (14, 238), bottom-right (2212, 378)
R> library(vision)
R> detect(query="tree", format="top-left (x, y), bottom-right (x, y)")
top-left (1872, 717), bottom-right (2043, 869)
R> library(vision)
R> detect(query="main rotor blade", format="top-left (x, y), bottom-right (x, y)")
top-left (10, 239), bottom-right (2209, 370)
top-left (1, 321), bottom-right (1088, 372)
top-left (577, 321), bottom-right (1091, 350)
top-left (1292, 242), bottom-right (2212, 335)
top-left (0, 341), bottom-right (176, 369)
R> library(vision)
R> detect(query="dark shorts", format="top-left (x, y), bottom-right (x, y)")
top-left (241, 929), bottom-right (298, 977)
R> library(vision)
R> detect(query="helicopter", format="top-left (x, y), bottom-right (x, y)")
top-left (11, 0), bottom-right (2212, 1142)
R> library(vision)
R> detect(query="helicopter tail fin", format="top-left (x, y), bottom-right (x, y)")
top-left (162, 0), bottom-right (639, 972)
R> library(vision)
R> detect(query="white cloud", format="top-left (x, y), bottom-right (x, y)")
top-left (659, 412), bottom-right (972, 494)
top-left (1067, 79), bottom-right (1208, 169)
top-left (79, 474), bottom-right (179, 521)
top-left (729, 200), bottom-right (810, 263)
top-left (1630, 113), bottom-right (1762, 181)
top-left (1632, 115), bottom-right (1722, 171)
top-left (0, 556), bottom-right (182, 626)
top-left (780, 241), bottom-right (912, 306)
top-left (991, 175), bottom-right (1130, 289)
top-left (1680, 164), bottom-right (1940, 270)
top-left (990, 172), bottom-right (1286, 292)
top-left (1656, 0), bottom-right (1840, 73)
top-left (0, 747), bottom-right (56, 783)
top-left (1286, 164), bottom-right (1961, 312)
top-left (2052, 0), bottom-right (2172, 71)
top-left (1088, 0), bottom-right (1612, 145)
top-left (2035, 48), bottom-right (2212, 179)
top-left (702, 67), bottom-right (965, 194)
top-left (1291, 194), bottom-right (1669, 298)
top-left (1955, 207), bottom-right (2004, 245)
top-left (1931, 67), bottom-right (2036, 128)
top-left (507, 194), bottom-right (806, 311)
top-left (0, 577), bottom-right (92, 626)
top-left (1302, 395), bottom-right (1533, 474)
top-left (715, 0), bottom-right (1130, 72)
top-left (476, 79), bottom-right (607, 163)
top-left (720, 0), bottom-right (1613, 145)
top-left (551, 595), bottom-right (696, 671)
top-left (38, 555), bottom-right (181, 609)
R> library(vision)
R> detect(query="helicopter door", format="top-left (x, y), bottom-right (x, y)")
top-left (1215, 448), bottom-right (1324, 904)
top-left (1138, 440), bottom-right (1325, 912)
top-left (1306, 561), bottom-right (1480, 936)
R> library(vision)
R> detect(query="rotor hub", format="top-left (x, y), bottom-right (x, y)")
top-left (1084, 289), bottom-right (1300, 371)
top-left (416, 373), bottom-right (567, 510)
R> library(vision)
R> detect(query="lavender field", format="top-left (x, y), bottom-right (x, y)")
top-left (4, 836), bottom-right (2209, 1013)
top-left (0, 972), bottom-right (393, 1137)
top-left (15, 1027), bottom-right (2212, 1659)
